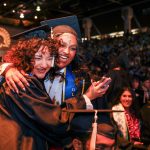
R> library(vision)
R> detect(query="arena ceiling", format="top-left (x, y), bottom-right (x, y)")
top-left (0, 0), bottom-right (150, 35)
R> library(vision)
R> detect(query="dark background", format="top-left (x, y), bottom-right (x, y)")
top-left (0, 0), bottom-right (150, 35)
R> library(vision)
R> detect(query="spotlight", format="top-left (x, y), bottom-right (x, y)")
top-left (36, 6), bottom-right (41, 11)
top-left (20, 13), bottom-right (24, 19)
top-left (34, 15), bottom-right (38, 19)
top-left (3, 3), bottom-right (7, 6)
top-left (12, 10), bottom-right (15, 13)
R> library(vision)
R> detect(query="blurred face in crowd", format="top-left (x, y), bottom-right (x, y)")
top-left (32, 46), bottom-right (52, 79)
top-left (132, 79), bottom-right (140, 89)
top-left (143, 79), bottom-right (150, 90)
top-left (72, 138), bottom-right (84, 150)
top-left (120, 90), bottom-right (133, 109)
top-left (56, 33), bottom-right (78, 69)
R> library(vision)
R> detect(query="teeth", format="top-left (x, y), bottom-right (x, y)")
top-left (59, 55), bottom-right (68, 59)
top-left (37, 69), bottom-right (46, 72)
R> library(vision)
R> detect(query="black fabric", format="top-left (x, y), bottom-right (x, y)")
top-left (141, 102), bottom-right (150, 145)
top-left (134, 88), bottom-right (145, 109)
top-left (106, 69), bottom-right (131, 105)
top-left (0, 76), bottom-right (86, 150)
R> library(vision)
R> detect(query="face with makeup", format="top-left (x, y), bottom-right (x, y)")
top-left (120, 90), bottom-right (133, 109)
top-left (56, 33), bottom-right (78, 69)
top-left (32, 46), bottom-right (52, 79)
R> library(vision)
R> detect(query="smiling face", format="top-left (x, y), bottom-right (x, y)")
top-left (56, 33), bottom-right (78, 69)
top-left (32, 46), bottom-right (52, 79)
top-left (120, 90), bottom-right (133, 109)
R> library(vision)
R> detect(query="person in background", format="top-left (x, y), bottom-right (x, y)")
top-left (68, 107), bottom-right (118, 150)
top-left (131, 75), bottom-right (144, 109)
top-left (72, 123), bottom-right (116, 150)
top-left (112, 87), bottom-right (143, 147)
top-left (142, 76), bottom-right (150, 103)
top-left (140, 101), bottom-right (150, 147)
top-left (106, 50), bottom-right (131, 106)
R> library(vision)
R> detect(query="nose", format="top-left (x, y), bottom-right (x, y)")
top-left (125, 96), bottom-right (131, 101)
top-left (41, 59), bottom-right (48, 68)
top-left (63, 46), bottom-right (70, 54)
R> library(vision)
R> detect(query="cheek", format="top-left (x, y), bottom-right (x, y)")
top-left (58, 47), bottom-right (62, 53)
top-left (121, 98), bottom-right (132, 106)
top-left (69, 51), bottom-right (76, 61)
top-left (120, 97), bottom-right (124, 103)
top-left (120, 99), bottom-right (127, 106)
top-left (128, 99), bottom-right (133, 105)
top-left (135, 83), bottom-right (139, 87)
top-left (32, 60), bottom-right (38, 68)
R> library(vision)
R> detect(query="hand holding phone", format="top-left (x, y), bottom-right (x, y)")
top-left (97, 76), bottom-right (111, 89)
top-left (88, 76), bottom-right (112, 100)
top-left (101, 77), bottom-right (112, 89)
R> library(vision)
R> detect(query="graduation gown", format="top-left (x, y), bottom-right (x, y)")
top-left (0, 76), bottom-right (86, 150)
top-left (44, 65), bottom-right (91, 104)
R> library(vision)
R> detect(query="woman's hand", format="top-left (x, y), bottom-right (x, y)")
top-left (85, 77), bottom-right (111, 100)
top-left (5, 67), bottom-right (29, 93)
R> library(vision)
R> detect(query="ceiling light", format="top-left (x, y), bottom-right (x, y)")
top-left (36, 6), bottom-right (41, 11)
top-left (34, 15), bottom-right (38, 19)
top-left (12, 10), bottom-right (15, 13)
top-left (3, 3), bottom-right (7, 6)
top-left (20, 13), bottom-right (24, 19)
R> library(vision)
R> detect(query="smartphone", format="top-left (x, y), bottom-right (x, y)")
top-left (99, 76), bottom-right (107, 82)
top-left (101, 77), bottom-right (111, 89)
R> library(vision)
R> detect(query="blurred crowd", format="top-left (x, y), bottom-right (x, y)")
top-left (80, 32), bottom-right (150, 77)
top-left (78, 32), bottom-right (150, 104)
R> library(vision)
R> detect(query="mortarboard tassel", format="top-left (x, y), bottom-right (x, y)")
top-left (90, 110), bottom-right (98, 150)
top-left (51, 27), bottom-right (53, 39)
top-left (51, 26), bottom-right (55, 67)
top-left (51, 56), bottom-right (55, 67)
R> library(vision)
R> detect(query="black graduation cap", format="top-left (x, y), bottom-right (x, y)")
top-left (66, 109), bottom-right (122, 139)
top-left (40, 15), bottom-right (81, 39)
top-left (64, 109), bottom-right (122, 149)
top-left (11, 24), bottom-right (50, 40)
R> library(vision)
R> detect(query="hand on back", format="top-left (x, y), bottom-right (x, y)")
top-left (5, 67), bottom-right (29, 93)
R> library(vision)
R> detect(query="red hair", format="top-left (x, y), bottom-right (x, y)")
top-left (4, 37), bottom-right (59, 72)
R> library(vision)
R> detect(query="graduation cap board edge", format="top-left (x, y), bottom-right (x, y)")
top-left (11, 24), bottom-right (50, 40)
top-left (40, 15), bottom-right (81, 39)
top-left (62, 109), bottom-right (124, 113)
